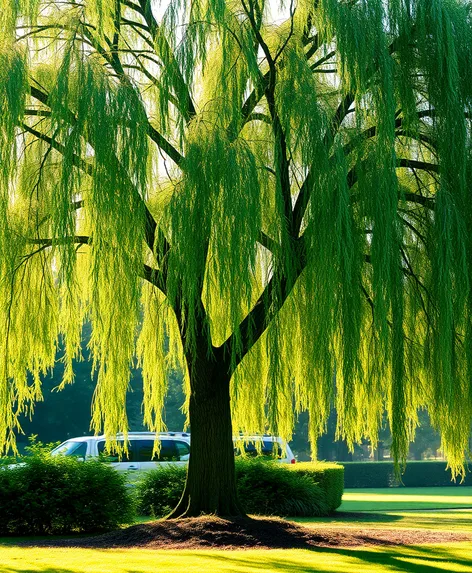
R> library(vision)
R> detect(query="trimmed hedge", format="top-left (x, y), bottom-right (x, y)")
top-left (136, 460), bottom-right (343, 517)
top-left (289, 462), bottom-right (344, 512)
top-left (342, 461), bottom-right (472, 488)
top-left (0, 454), bottom-right (135, 535)
top-left (235, 459), bottom-right (329, 517)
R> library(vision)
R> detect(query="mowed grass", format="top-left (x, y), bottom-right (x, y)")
top-left (2, 487), bottom-right (472, 573)
top-left (340, 487), bottom-right (472, 511)
top-left (1, 544), bottom-right (472, 573)
top-left (295, 509), bottom-right (472, 531)
top-left (294, 486), bottom-right (472, 531)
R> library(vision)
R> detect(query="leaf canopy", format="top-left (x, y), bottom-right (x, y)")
top-left (1, 0), bottom-right (472, 476)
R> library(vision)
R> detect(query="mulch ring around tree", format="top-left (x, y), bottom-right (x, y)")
top-left (18, 517), bottom-right (472, 550)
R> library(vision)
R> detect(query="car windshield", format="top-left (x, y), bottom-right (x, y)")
top-left (51, 440), bottom-right (87, 457)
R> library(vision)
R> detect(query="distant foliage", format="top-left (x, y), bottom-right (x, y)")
top-left (137, 460), bottom-right (337, 517)
top-left (0, 453), bottom-right (134, 535)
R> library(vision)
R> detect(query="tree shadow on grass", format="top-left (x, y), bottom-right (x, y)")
top-left (2, 543), bottom-right (472, 573)
top-left (297, 511), bottom-right (405, 523)
top-left (200, 544), bottom-right (472, 573)
top-left (2, 569), bottom-right (78, 573)
top-left (5, 515), bottom-right (470, 551)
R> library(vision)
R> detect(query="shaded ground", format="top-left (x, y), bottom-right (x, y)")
top-left (16, 516), bottom-right (472, 550)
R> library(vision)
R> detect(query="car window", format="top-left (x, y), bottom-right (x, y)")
top-left (135, 439), bottom-right (180, 462)
top-left (235, 440), bottom-right (283, 458)
top-left (262, 440), bottom-right (283, 458)
top-left (135, 440), bottom-right (157, 462)
top-left (52, 440), bottom-right (87, 458)
top-left (97, 440), bottom-right (134, 462)
top-left (175, 441), bottom-right (190, 458)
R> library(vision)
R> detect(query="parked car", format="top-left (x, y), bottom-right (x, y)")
top-left (50, 432), bottom-right (295, 471)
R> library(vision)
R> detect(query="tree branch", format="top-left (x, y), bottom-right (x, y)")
top-left (222, 237), bottom-right (306, 372)
top-left (292, 92), bottom-right (355, 235)
top-left (24, 235), bottom-right (165, 292)
top-left (76, 24), bottom-right (185, 167)
top-left (21, 122), bottom-right (161, 255)
top-left (242, 0), bottom-right (294, 236)
top-left (138, 0), bottom-right (196, 122)
top-left (292, 29), bottom-right (419, 237)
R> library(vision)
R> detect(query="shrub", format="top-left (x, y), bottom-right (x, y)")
top-left (0, 454), bottom-right (135, 535)
top-left (342, 461), bottom-right (394, 488)
top-left (135, 464), bottom-right (187, 517)
top-left (137, 460), bottom-right (333, 518)
top-left (289, 462), bottom-right (344, 513)
top-left (235, 459), bottom-right (329, 517)
top-left (342, 461), bottom-right (472, 488)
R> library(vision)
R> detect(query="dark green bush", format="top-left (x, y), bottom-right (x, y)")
top-left (135, 464), bottom-right (187, 518)
top-left (0, 454), bottom-right (135, 535)
top-left (235, 459), bottom-right (329, 517)
top-left (342, 461), bottom-right (394, 488)
top-left (289, 462), bottom-right (344, 512)
top-left (137, 460), bottom-right (333, 517)
top-left (342, 461), bottom-right (472, 488)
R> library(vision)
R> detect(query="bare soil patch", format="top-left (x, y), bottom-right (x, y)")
top-left (17, 517), bottom-right (472, 550)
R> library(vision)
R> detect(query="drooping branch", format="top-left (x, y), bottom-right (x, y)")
top-left (226, 138), bottom-right (438, 368)
top-left (78, 25), bottom-right (185, 167)
top-left (21, 121), bottom-right (161, 256)
top-left (222, 237), bottom-right (306, 372)
top-left (292, 25), bottom-right (424, 237)
top-left (292, 92), bottom-right (355, 236)
top-left (23, 235), bottom-right (165, 292)
top-left (28, 81), bottom-right (168, 253)
top-left (241, 0), bottom-right (294, 237)
top-left (138, 0), bottom-right (196, 122)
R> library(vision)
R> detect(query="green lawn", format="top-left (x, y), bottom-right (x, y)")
top-left (295, 508), bottom-right (472, 531)
top-left (1, 544), bottom-right (472, 573)
top-left (340, 487), bottom-right (472, 511)
top-left (2, 487), bottom-right (472, 573)
top-left (293, 487), bottom-right (472, 531)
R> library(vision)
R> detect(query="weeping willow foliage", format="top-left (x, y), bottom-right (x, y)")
top-left (1, 0), bottom-right (472, 476)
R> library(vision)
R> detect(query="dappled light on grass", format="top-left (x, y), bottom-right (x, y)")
top-left (1, 545), bottom-right (472, 573)
top-left (292, 487), bottom-right (472, 531)
top-left (295, 510), bottom-right (472, 532)
top-left (340, 488), bottom-right (472, 512)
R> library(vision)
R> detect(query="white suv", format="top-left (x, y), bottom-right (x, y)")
top-left (50, 432), bottom-right (295, 472)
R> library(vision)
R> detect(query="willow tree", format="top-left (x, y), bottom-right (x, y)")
top-left (1, 0), bottom-right (472, 516)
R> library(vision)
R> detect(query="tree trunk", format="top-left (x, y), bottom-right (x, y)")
top-left (167, 348), bottom-right (245, 518)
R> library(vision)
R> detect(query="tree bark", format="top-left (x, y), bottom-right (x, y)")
top-left (167, 347), bottom-right (245, 518)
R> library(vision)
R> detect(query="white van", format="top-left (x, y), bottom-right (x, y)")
top-left (50, 432), bottom-right (295, 472)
